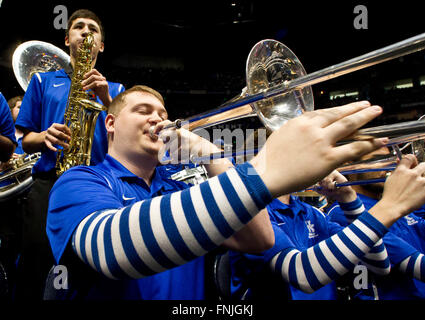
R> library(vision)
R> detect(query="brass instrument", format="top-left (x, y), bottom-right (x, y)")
top-left (153, 33), bottom-right (425, 167)
top-left (0, 153), bottom-right (41, 202)
top-left (12, 40), bottom-right (71, 92)
top-left (170, 165), bottom-right (209, 185)
top-left (55, 33), bottom-right (106, 176)
top-left (4, 41), bottom-right (70, 200)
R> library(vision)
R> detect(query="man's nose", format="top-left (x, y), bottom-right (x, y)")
top-left (149, 112), bottom-right (163, 124)
top-left (81, 26), bottom-right (91, 37)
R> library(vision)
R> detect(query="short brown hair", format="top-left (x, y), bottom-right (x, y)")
top-left (7, 96), bottom-right (23, 111)
top-left (66, 9), bottom-right (105, 42)
top-left (108, 85), bottom-right (165, 116)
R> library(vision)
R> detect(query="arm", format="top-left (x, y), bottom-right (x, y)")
top-left (323, 202), bottom-right (390, 275)
top-left (155, 121), bottom-right (274, 252)
top-left (21, 124), bottom-right (71, 153)
top-left (399, 251), bottom-right (425, 281)
top-left (0, 95), bottom-right (16, 162)
top-left (269, 211), bottom-right (389, 293)
top-left (64, 102), bottom-right (425, 279)
top-left (71, 162), bottom-right (272, 279)
top-left (221, 208), bottom-right (274, 253)
top-left (0, 135), bottom-right (15, 162)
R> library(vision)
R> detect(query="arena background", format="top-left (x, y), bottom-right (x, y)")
top-left (1, 0), bottom-right (424, 131)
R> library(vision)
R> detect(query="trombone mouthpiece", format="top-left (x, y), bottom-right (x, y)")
top-left (149, 126), bottom-right (157, 139)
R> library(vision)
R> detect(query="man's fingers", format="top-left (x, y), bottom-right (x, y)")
top-left (331, 137), bottom-right (388, 167)
top-left (83, 80), bottom-right (107, 91)
top-left (46, 134), bottom-right (70, 149)
top-left (309, 101), bottom-right (372, 128)
top-left (84, 69), bottom-right (102, 79)
top-left (82, 75), bottom-right (106, 87)
top-left (413, 161), bottom-right (425, 176)
top-left (325, 105), bottom-right (383, 144)
top-left (45, 140), bottom-right (57, 152)
top-left (397, 154), bottom-right (418, 170)
top-left (47, 127), bottom-right (71, 142)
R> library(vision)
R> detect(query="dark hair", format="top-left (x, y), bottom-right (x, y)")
top-left (7, 96), bottom-right (23, 111)
top-left (108, 85), bottom-right (165, 116)
top-left (66, 9), bottom-right (105, 42)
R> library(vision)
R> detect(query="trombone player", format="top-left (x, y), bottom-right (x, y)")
top-left (45, 84), bottom-right (425, 299)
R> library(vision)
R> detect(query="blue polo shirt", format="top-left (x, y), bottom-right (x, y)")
top-left (15, 69), bottom-right (124, 174)
top-left (47, 154), bottom-right (205, 300)
top-left (0, 92), bottom-right (17, 146)
top-left (327, 193), bottom-right (425, 300)
top-left (229, 197), bottom-right (339, 300)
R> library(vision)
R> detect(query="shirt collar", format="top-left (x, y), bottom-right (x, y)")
top-left (269, 196), bottom-right (305, 217)
top-left (55, 64), bottom-right (73, 79)
top-left (103, 154), bottom-right (177, 194)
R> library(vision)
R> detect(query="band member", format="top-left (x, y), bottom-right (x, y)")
top-left (0, 93), bottom-right (16, 163)
top-left (46, 88), bottom-right (425, 300)
top-left (46, 85), bottom-right (274, 299)
top-left (0, 92), bottom-right (18, 299)
top-left (7, 95), bottom-right (24, 154)
top-left (326, 147), bottom-right (425, 299)
top-left (227, 145), bottom-right (425, 301)
top-left (14, 9), bottom-right (124, 299)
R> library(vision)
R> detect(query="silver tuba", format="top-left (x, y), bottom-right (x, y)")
top-left (12, 40), bottom-right (70, 91)
top-left (0, 41), bottom-right (70, 202)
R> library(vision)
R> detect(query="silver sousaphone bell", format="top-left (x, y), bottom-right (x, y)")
top-left (12, 40), bottom-right (70, 91)
top-left (0, 41), bottom-right (70, 202)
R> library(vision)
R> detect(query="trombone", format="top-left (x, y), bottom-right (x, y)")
top-left (155, 32), bottom-right (425, 187)
top-left (152, 32), bottom-right (425, 136)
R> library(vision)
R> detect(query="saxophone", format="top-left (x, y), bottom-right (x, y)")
top-left (55, 33), bottom-right (106, 176)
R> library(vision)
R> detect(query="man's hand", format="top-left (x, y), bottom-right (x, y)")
top-left (81, 69), bottom-right (112, 107)
top-left (316, 170), bottom-right (357, 203)
top-left (153, 120), bottom-right (221, 164)
top-left (250, 101), bottom-right (388, 198)
top-left (44, 123), bottom-right (72, 152)
top-left (153, 120), bottom-right (233, 177)
top-left (370, 154), bottom-right (425, 227)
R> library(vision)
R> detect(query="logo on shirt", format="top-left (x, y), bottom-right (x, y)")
top-left (405, 215), bottom-right (418, 226)
top-left (305, 220), bottom-right (318, 238)
top-left (53, 83), bottom-right (65, 87)
top-left (122, 194), bottom-right (136, 201)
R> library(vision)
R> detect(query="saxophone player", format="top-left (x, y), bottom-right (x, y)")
top-left (14, 9), bottom-right (124, 300)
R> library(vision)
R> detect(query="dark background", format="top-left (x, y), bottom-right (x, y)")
top-left (1, 0), bottom-right (425, 126)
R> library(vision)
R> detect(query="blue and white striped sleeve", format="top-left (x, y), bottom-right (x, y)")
top-left (338, 197), bottom-right (365, 223)
top-left (269, 211), bottom-right (389, 293)
top-left (71, 162), bottom-right (273, 279)
top-left (335, 197), bottom-right (389, 275)
top-left (399, 251), bottom-right (425, 281)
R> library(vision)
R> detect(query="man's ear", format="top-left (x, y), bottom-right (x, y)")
top-left (65, 35), bottom-right (70, 47)
top-left (105, 114), bottom-right (115, 134)
top-left (98, 42), bottom-right (105, 53)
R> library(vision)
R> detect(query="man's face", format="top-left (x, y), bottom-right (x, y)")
top-left (110, 91), bottom-right (168, 159)
top-left (11, 100), bottom-right (21, 122)
top-left (65, 18), bottom-right (104, 59)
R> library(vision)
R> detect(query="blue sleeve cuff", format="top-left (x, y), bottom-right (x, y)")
top-left (339, 197), bottom-right (363, 212)
top-left (235, 162), bottom-right (273, 210)
top-left (357, 210), bottom-right (389, 238)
